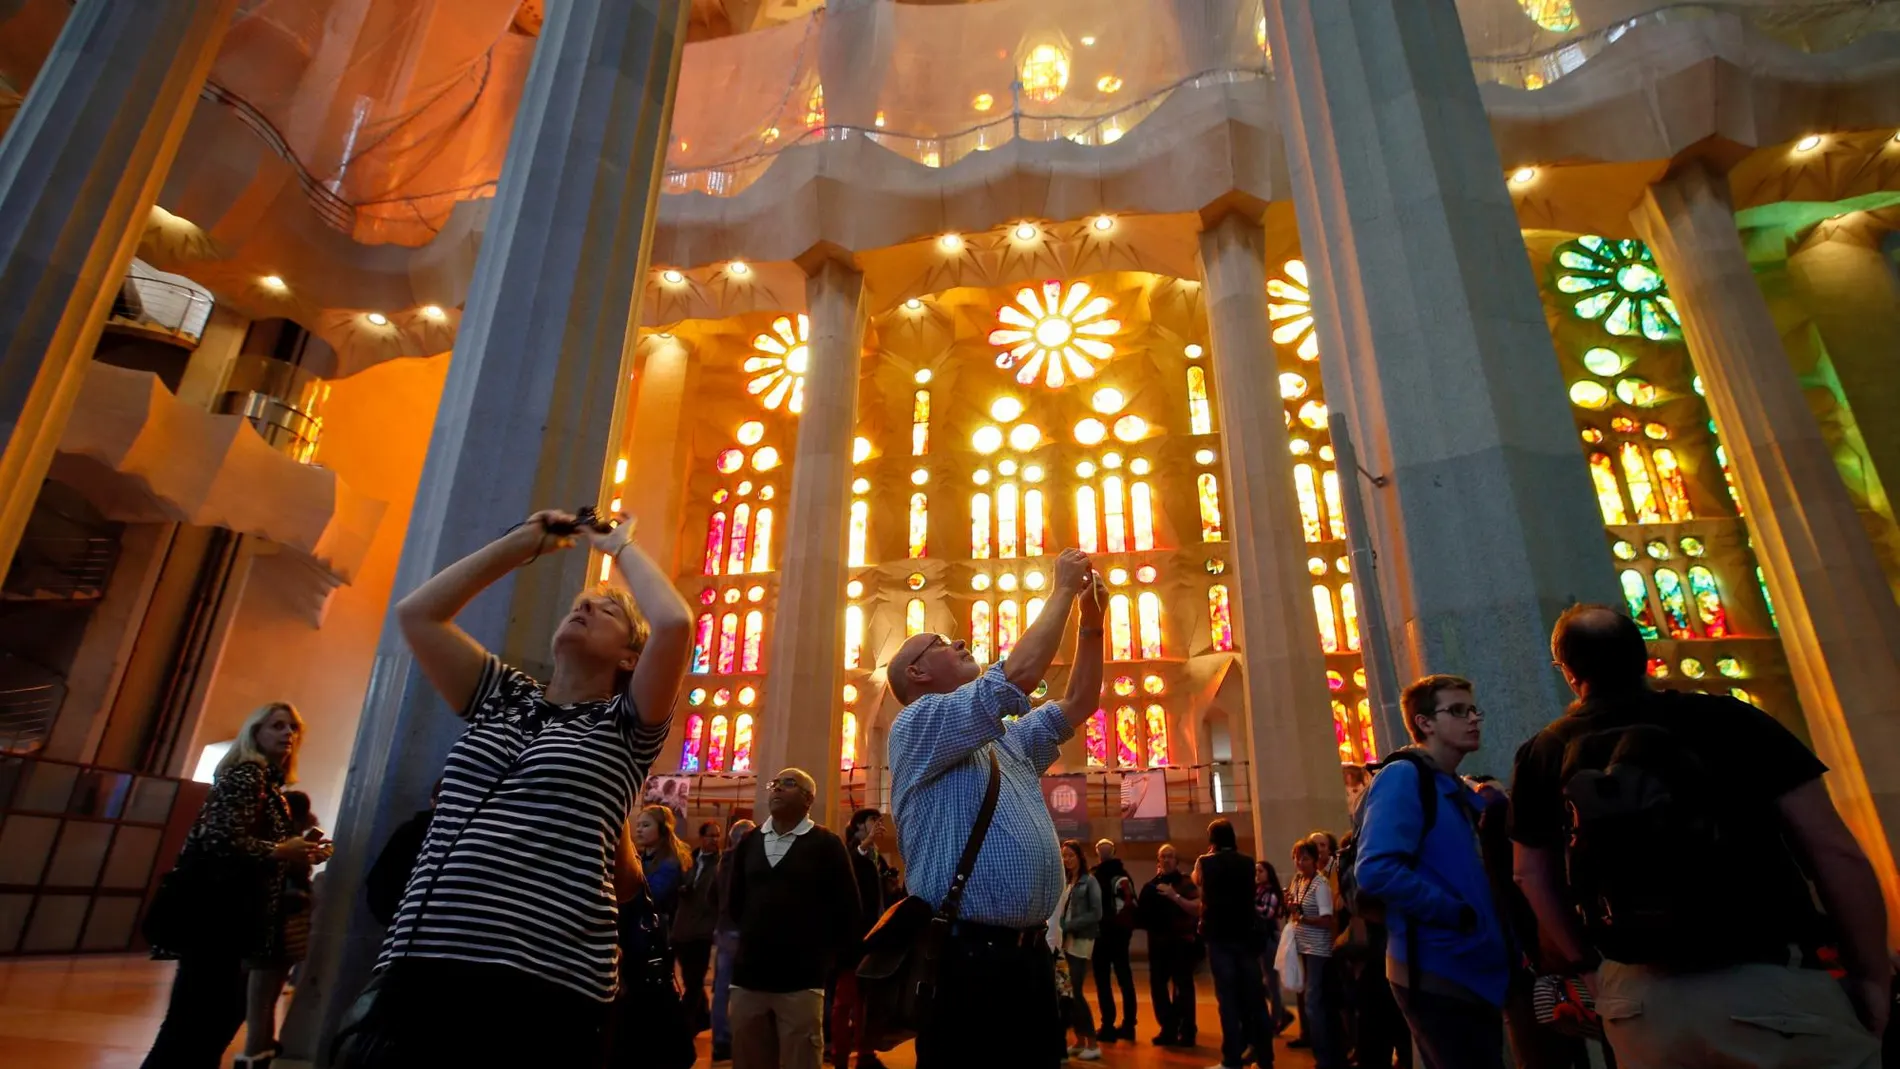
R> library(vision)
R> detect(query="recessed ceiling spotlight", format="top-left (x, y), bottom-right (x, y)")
top-left (727, 261), bottom-right (749, 276)
top-left (1795, 134), bottom-right (1823, 152)
top-left (1092, 215), bottom-right (1115, 232)
top-left (904, 298), bottom-right (923, 310)
top-left (660, 269), bottom-right (685, 284)
top-left (420, 305), bottom-right (445, 320)
top-left (1013, 222), bottom-right (1039, 241)
top-left (260, 275), bottom-right (286, 291)
top-left (1510, 166), bottom-right (1537, 184)
top-left (365, 312), bottom-right (389, 326)
top-left (939, 233), bottom-right (963, 253)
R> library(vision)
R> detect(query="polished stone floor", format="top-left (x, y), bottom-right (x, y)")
top-left (0, 954), bottom-right (1318, 1068)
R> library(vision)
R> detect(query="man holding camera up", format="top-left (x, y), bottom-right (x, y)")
top-left (888, 549), bottom-right (1106, 1069)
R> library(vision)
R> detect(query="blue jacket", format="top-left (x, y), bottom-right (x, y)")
top-left (1354, 753), bottom-right (1511, 1006)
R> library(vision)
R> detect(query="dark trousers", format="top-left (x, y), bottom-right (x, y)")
top-left (1093, 931), bottom-right (1138, 1032)
top-left (677, 937), bottom-right (713, 1032)
top-left (1148, 938), bottom-right (1199, 1041)
top-left (1302, 954), bottom-right (1345, 1069)
top-left (141, 953), bottom-right (246, 1068)
top-left (917, 930), bottom-right (1061, 1069)
top-left (1390, 982), bottom-right (1506, 1069)
top-left (1208, 939), bottom-right (1275, 1067)
top-left (337, 957), bottom-right (606, 1068)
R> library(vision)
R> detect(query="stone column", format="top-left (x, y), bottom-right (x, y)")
top-left (1634, 162), bottom-right (1900, 933)
top-left (755, 259), bottom-right (864, 819)
top-left (0, 0), bottom-right (238, 578)
top-left (1263, 0), bottom-right (1620, 773)
top-left (1198, 211), bottom-right (1347, 855)
top-left (282, 0), bottom-right (691, 1058)
top-left (622, 333), bottom-right (696, 573)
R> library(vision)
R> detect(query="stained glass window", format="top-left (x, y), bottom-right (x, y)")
top-left (989, 280), bottom-right (1119, 387)
top-left (1075, 486), bottom-right (1098, 553)
top-left (971, 599), bottom-right (993, 663)
top-left (1313, 585), bottom-right (1340, 653)
top-left (1332, 700), bottom-right (1356, 763)
top-left (703, 512), bottom-right (728, 576)
top-left (1115, 706), bottom-right (1140, 767)
top-left (1555, 236), bottom-right (1681, 341)
top-left (1085, 709), bottom-right (1108, 767)
top-left (1103, 476), bottom-right (1128, 553)
top-left (998, 483), bottom-right (1020, 558)
top-left (1653, 568), bottom-right (1693, 639)
top-left (1587, 453), bottom-right (1628, 525)
top-left (844, 604), bottom-right (864, 669)
top-left (1187, 366), bottom-right (1213, 435)
top-left (1321, 468), bottom-right (1347, 540)
top-left (727, 504), bottom-right (752, 575)
top-left (742, 611), bottom-right (765, 672)
top-left (731, 714), bottom-right (755, 772)
top-left (1024, 489), bottom-right (1045, 557)
top-left (1294, 464), bottom-right (1324, 542)
top-left (912, 390), bottom-right (931, 456)
top-left (1715, 442), bottom-right (1743, 515)
top-left (749, 508), bottom-right (774, 572)
top-left (680, 714), bottom-right (704, 772)
top-left (1198, 474), bottom-right (1225, 542)
top-left (1131, 482), bottom-right (1157, 552)
top-left (747, 315), bottom-right (812, 412)
top-left (1618, 442), bottom-right (1664, 524)
top-left (972, 493), bottom-right (992, 559)
top-left (1137, 591), bottom-right (1163, 659)
top-left (1619, 570), bottom-right (1660, 639)
top-left (1209, 584), bottom-right (1234, 652)
top-left (840, 711), bottom-right (858, 771)
top-left (998, 599), bottom-right (1021, 658)
top-left (707, 715), bottom-right (730, 771)
top-left (717, 612), bottom-right (741, 673)
top-left (692, 614), bottom-right (714, 673)
top-left (1109, 594), bottom-right (1134, 660)
top-left (1027, 597), bottom-right (1045, 626)
top-left (1145, 705), bottom-right (1171, 767)
top-left (1340, 582), bottom-right (1361, 652)
top-left (908, 493), bottom-right (928, 559)
top-left (1269, 260), bottom-right (1320, 361)
top-left (1519, 0), bottom-right (1579, 31)
top-left (1758, 565), bottom-right (1777, 630)
top-left (906, 598), bottom-right (927, 637)
top-left (1686, 566), bottom-right (1728, 638)
top-left (849, 501), bottom-right (869, 567)
top-left (1650, 448), bottom-right (1692, 522)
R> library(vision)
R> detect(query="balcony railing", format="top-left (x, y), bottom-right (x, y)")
top-left (107, 270), bottom-right (214, 347)
top-left (1, 535), bottom-right (118, 603)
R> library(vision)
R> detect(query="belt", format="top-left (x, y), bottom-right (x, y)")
top-left (949, 920), bottom-right (1047, 949)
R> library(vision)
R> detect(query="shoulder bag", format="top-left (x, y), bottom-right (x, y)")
top-left (856, 750), bottom-right (1001, 1052)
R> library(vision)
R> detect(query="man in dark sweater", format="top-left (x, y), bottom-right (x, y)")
top-left (728, 768), bottom-right (862, 1069)
top-left (1195, 819), bottom-right (1275, 1069)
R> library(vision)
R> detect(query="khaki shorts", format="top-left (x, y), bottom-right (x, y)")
top-left (1597, 958), bottom-right (1880, 1069)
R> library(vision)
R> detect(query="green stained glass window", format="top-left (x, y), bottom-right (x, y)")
top-left (1554, 236), bottom-right (1682, 341)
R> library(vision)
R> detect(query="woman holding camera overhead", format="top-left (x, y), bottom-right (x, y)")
top-left (339, 509), bottom-right (692, 1067)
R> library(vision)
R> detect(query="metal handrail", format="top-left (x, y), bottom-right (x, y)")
top-left (0, 656), bottom-right (65, 755)
top-left (1, 535), bottom-right (118, 601)
top-left (109, 271), bottom-right (214, 344)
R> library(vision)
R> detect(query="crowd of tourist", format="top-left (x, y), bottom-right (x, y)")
top-left (134, 524), bottom-right (1894, 1069)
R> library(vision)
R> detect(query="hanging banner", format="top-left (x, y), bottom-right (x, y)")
top-left (643, 774), bottom-right (691, 830)
top-left (1041, 774), bottom-right (1091, 840)
top-left (1119, 770), bottom-right (1170, 842)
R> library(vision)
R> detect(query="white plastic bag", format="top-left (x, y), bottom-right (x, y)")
top-left (1275, 923), bottom-right (1304, 993)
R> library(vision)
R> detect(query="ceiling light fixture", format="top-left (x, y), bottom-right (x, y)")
top-left (1092, 215), bottom-right (1114, 232)
top-left (260, 275), bottom-right (286, 291)
top-left (1013, 222), bottom-right (1039, 241)
top-left (727, 261), bottom-right (750, 276)
top-left (939, 233), bottom-right (964, 253)
top-left (365, 312), bottom-right (389, 326)
top-left (1795, 134), bottom-right (1823, 152)
top-left (661, 269), bottom-right (685, 284)
top-left (1510, 166), bottom-right (1537, 184)
top-left (421, 305), bottom-right (445, 320)
top-left (905, 298), bottom-right (923, 310)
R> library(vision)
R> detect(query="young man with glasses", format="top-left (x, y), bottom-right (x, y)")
top-left (887, 548), bottom-right (1106, 1069)
top-left (1353, 674), bottom-right (1510, 1069)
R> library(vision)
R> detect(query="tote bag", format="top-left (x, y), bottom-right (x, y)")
top-left (1274, 922), bottom-right (1304, 993)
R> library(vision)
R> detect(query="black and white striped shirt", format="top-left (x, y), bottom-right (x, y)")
top-left (377, 655), bottom-right (668, 1001)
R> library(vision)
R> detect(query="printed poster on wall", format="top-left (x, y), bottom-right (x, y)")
top-left (1041, 774), bottom-right (1091, 840)
top-left (1119, 769), bottom-right (1170, 842)
top-left (643, 774), bottom-right (691, 831)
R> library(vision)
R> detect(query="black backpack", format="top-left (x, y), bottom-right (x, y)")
top-left (1557, 700), bottom-right (1741, 967)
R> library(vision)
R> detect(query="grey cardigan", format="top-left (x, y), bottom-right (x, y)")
top-left (1060, 871), bottom-right (1104, 942)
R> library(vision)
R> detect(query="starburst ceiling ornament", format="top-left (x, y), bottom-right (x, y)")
top-left (746, 314), bottom-right (810, 413)
top-left (1269, 259), bottom-right (1319, 362)
top-left (1556, 236), bottom-right (1681, 341)
top-left (988, 281), bottom-right (1119, 389)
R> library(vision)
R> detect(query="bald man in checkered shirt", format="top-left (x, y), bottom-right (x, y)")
top-left (887, 549), bottom-right (1106, 1069)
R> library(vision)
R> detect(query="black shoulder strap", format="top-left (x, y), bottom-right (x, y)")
top-left (936, 750), bottom-right (1001, 922)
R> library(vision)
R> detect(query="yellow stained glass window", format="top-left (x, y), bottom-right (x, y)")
top-left (972, 492), bottom-right (992, 559)
top-left (1651, 447), bottom-right (1693, 522)
top-left (1321, 468), bottom-right (1347, 539)
top-left (1131, 482), bottom-right (1157, 552)
top-left (732, 713), bottom-right (754, 772)
top-left (849, 500), bottom-right (869, 567)
top-left (750, 508), bottom-right (774, 572)
top-left (998, 599), bottom-right (1021, 658)
top-left (1588, 452), bottom-right (1628, 525)
top-left (1340, 582), bottom-right (1360, 652)
top-left (727, 504), bottom-right (752, 575)
top-left (906, 598), bottom-right (927, 637)
top-left (1187, 366), bottom-right (1213, 435)
top-left (708, 714), bottom-right (730, 771)
top-left (1198, 474), bottom-right (1224, 542)
top-left (717, 612), bottom-right (741, 673)
top-left (1103, 475), bottom-right (1128, 553)
top-left (1076, 486), bottom-right (1098, 553)
top-left (1519, 0), bottom-right (1579, 32)
top-left (1313, 585), bottom-right (1339, 654)
top-left (1115, 705), bottom-right (1140, 766)
top-left (703, 512), bottom-right (727, 576)
top-left (908, 493), bottom-right (928, 559)
top-left (741, 610), bottom-right (765, 672)
top-left (1294, 463), bottom-right (1324, 543)
top-left (1137, 591), bottom-right (1163, 659)
top-left (1024, 489), bottom-right (1045, 557)
top-left (912, 390), bottom-right (931, 456)
top-left (1109, 594), bottom-right (1134, 660)
top-left (1144, 704), bottom-right (1171, 767)
top-left (1618, 441), bottom-right (1664, 524)
top-left (998, 483), bottom-right (1020, 559)
top-left (971, 599), bottom-right (993, 663)
top-left (844, 604), bottom-right (864, 669)
top-left (840, 711), bottom-right (858, 771)
top-left (1027, 597), bottom-right (1044, 626)
top-left (1209, 585), bottom-right (1234, 651)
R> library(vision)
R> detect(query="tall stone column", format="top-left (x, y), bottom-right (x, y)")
top-left (1198, 211), bottom-right (1347, 854)
top-left (622, 333), bottom-right (696, 572)
top-left (1263, 0), bottom-right (1620, 773)
top-left (283, 0), bottom-right (690, 1058)
top-left (755, 259), bottom-right (864, 819)
top-left (1634, 162), bottom-right (1900, 934)
top-left (0, 0), bottom-right (238, 578)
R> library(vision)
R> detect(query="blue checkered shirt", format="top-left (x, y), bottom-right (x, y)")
top-left (889, 663), bottom-right (1072, 928)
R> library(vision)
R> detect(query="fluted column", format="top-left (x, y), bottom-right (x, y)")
top-left (0, 0), bottom-right (237, 577)
top-left (756, 260), bottom-right (865, 819)
top-left (1199, 212), bottom-right (1347, 855)
top-left (1263, 0), bottom-right (1620, 774)
top-left (283, 1), bottom-right (691, 1060)
top-left (1633, 162), bottom-right (1900, 936)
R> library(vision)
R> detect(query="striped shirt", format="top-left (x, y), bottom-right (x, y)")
top-left (377, 655), bottom-right (667, 1001)
top-left (889, 663), bottom-right (1071, 928)
top-left (1292, 873), bottom-right (1336, 958)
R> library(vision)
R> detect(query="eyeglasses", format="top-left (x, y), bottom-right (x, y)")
top-left (888, 634), bottom-right (948, 684)
top-left (1433, 703), bottom-right (1484, 721)
top-left (767, 776), bottom-right (809, 791)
